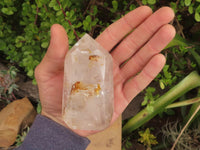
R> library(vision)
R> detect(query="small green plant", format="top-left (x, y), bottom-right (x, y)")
top-left (15, 127), bottom-right (30, 147)
top-left (157, 65), bottom-right (178, 90)
top-left (138, 128), bottom-right (158, 150)
top-left (37, 100), bottom-right (42, 114)
top-left (123, 71), bottom-right (200, 135)
top-left (170, 0), bottom-right (200, 22)
top-left (110, 0), bottom-right (118, 13)
top-left (123, 32), bottom-right (200, 135)
top-left (0, 66), bottom-right (18, 103)
top-left (184, 0), bottom-right (200, 22)
top-left (142, 0), bottom-right (157, 5)
top-left (142, 87), bottom-right (159, 113)
top-left (122, 137), bottom-right (132, 150)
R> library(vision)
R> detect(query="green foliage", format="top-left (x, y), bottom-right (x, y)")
top-left (122, 137), bottom-right (132, 150)
top-left (0, 0), bottom-right (140, 80)
top-left (15, 127), bottom-right (30, 146)
top-left (138, 128), bottom-right (158, 149)
top-left (0, 0), bottom-right (199, 82)
top-left (142, 87), bottom-right (159, 113)
top-left (37, 100), bottom-right (42, 114)
top-left (158, 65), bottom-right (177, 90)
top-left (170, 0), bottom-right (200, 22)
top-left (185, 0), bottom-right (192, 6)
top-left (0, 0), bottom-right (17, 15)
top-left (0, 0), bottom-right (200, 149)
top-left (0, 0), bottom-right (198, 81)
top-left (83, 15), bottom-right (98, 31)
top-left (111, 0), bottom-right (118, 13)
top-left (195, 5), bottom-right (200, 21)
top-left (147, 0), bottom-right (157, 5)
top-left (142, 0), bottom-right (157, 5)
top-left (0, 66), bottom-right (18, 103)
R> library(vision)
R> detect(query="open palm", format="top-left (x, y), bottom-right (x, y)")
top-left (35, 6), bottom-right (175, 137)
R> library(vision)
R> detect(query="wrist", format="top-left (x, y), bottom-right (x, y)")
top-left (41, 111), bottom-right (67, 127)
top-left (41, 111), bottom-right (98, 137)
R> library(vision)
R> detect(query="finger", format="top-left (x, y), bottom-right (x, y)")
top-left (111, 7), bottom-right (174, 65)
top-left (123, 54), bottom-right (166, 101)
top-left (96, 6), bottom-right (152, 51)
top-left (35, 24), bottom-right (68, 80)
top-left (120, 24), bottom-right (175, 80)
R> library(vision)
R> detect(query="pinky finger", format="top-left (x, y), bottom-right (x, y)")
top-left (123, 54), bottom-right (166, 102)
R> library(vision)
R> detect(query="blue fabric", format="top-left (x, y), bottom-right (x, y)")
top-left (16, 115), bottom-right (90, 150)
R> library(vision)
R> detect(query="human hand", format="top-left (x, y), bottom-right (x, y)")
top-left (35, 6), bottom-right (175, 137)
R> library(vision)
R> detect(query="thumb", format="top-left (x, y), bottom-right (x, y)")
top-left (35, 24), bottom-right (68, 81)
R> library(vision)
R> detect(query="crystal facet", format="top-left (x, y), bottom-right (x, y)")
top-left (62, 34), bottom-right (114, 130)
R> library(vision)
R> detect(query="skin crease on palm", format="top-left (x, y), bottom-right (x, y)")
top-left (34, 6), bottom-right (176, 137)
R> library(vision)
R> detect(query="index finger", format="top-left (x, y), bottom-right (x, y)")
top-left (95, 6), bottom-right (152, 51)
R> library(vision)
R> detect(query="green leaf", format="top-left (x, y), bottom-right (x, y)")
top-left (8, 84), bottom-right (18, 94)
top-left (8, 86), bottom-right (13, 94)
top-left (129, 4), bottom-right (136, 11)
top-left (165, 109), bottom-right (175, 115)
top-left (159, 80), bottom-right (165, 89)
top-left (56, 10), bottom-right (63, 16)
top-left (32, 78), bottom-right (37, 85)
top-left (74, 22), bottom-right (82, 28)
top-left (49, 0), bottom-right (57, 8)
top-left (16, 43), bottom-right (23, 48)
top-left (112, 0), bottom-right (118, 10)
top-left (170, 2), bottom-right (178, 13)
top-left (27, 69), bottom-right (34, 77)
top-left (86, 15), bottom-right (92, 22)
top-left (185, 0), bottom-right (192, 6)
top-left (188, 5), bottom-right (194, 14)
top-left (1, 7), bottom-right (14, 15)
top-left (196, 5), bottom-right (200, 12)
top-left (146, 87), bottom-right (156, 93)
top-left (163, 65), bottom-right (171, 79)
top-left (0, 40), bottom-right (6, 50)
top-left (165, 34), bottom-right (188, 49)
top-left (91, 21), bottom-right (96, 26)
top-left (15, 36), bottom-right (25, 48)
top-left (142, 0), bottom-right (147, 5)
top-left (69, 10), bottom-right (75, 18)
top-left (142, 97), bottom-right (148, 106)
top-left (41, 42), bottom-right (49, 48)
top-left (49, 0), bottom-right (60, 11)
top-left (35, 0), bottom-right (42, 8)
top-left (92, 5), bottom-right (98, 16)
top-left (0, 31), bottom-right (4, 37)
top-left (3, 0), bottom-right (13, 5)
top-left (147, 0), bottom-right (156, 5)
top-left (9, 66), bottom-right (18, 79)
top-left (147, 105), bottom-right (154, 113)
top-left (53, 5), bottom-right (60, 11)
top-left (16, 36), bottom-right (25, 42)
top-left (37, 101), bottom-right (42, 114)
top-left (195, 12), bottom-right (200, 22)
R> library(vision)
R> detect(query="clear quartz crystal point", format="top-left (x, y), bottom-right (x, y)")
top-left (62, 34), bottom-right (114, 130)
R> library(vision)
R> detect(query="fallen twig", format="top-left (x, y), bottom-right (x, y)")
top-left (171, 104), bottom-right (200, 150)
top-left (34, 6), bottom-right (39, 25)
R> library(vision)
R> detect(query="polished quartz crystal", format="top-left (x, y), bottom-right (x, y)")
top-left (62, 34), bottom-right (114, 130)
